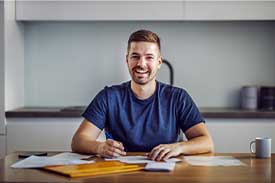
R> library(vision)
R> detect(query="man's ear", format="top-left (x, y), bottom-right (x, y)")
top-left (158, 56), bottom-right (162, 69)
top-left (126, 55), bottom-right (128, 63)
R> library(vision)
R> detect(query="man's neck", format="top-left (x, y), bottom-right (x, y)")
top-left (130, 80), bottom-right (157, 100)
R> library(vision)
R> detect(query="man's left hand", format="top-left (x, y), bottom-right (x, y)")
top-left (148, 143), bottom-right (182, 161)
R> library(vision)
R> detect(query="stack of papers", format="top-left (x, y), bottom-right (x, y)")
top-left (184, 156), bottom-right (246, 166)
top-left (145, 162), bottom-right (176, 172)
top-left (11, 152), bottom-right (95, 168)
top-left (105, 155), bottom-right (181, 172)
top-left (105, 155), bottom-right (181, 164)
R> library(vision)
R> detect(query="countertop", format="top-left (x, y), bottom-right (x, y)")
top-left (5, 106), bottom-right (85, 118)
top-left (5, 106), bottom-right (275, 118)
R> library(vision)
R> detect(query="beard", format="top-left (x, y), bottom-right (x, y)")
top-left (130, 66), bottom-right (155, 85)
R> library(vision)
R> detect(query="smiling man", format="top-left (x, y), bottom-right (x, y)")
top-left (71, 29), bottom-right (214, 161)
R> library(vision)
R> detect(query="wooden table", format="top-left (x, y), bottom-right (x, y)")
top-left (0, 152), bottom-right (274, 183)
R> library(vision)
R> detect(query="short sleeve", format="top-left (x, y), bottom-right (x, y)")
top-left (82, 87), bottom-right (108, 130)
top-left (177, 90), bottom-right (205, 132)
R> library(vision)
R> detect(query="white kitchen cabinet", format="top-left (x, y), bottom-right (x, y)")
top-left (184, 1), bottom-right (275, 20)
top-left (206, 118), bottom-right (275, 153)
top-left (6, 117), bottom-right (275, 154)
top-left (6, 118), bottom-right (106, 153)
top-left (0, 135), bottom-right (6, 158)
top-left (16, 1), bottom-right (183, 21)
top-left (0, 1), bottom-right (5, 135)
top-left (1, 0), bottom-right (24, 158)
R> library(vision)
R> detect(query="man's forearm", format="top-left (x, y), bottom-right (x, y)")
top-left (71, 134), bottom-right (101, 154)
top-left (179, 135), bottom-right (214, 155)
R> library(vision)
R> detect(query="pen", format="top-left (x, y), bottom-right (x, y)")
top-left (105, 132), bottom-right (126, 151)
top-left (105, 132), bottom-right (126, 152)
top-left (105, 132), bottom-right (113, 139)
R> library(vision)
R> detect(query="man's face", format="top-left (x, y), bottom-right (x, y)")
top-left (126, 41), bottom-right (162, 85)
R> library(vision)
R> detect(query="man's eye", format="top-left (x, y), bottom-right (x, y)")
top-left (146, 57), bottom-right (154, 60)
top-left (131, 56), bottom-right (139, 59)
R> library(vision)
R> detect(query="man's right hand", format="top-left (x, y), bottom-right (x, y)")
top-left (96, 139), bottom-right (126, 158)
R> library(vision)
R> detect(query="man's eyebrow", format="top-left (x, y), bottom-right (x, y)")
top-left (130, 52), bottom-right (156, 56)
top-left (130, 52), bottom-right (140, 55)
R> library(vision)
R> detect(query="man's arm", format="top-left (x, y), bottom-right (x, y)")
top-left (71, 119), bottom-right (126, 157)
top-left (181, 122), bottom-right (214, 154)
top-left (148, 123), bottom-right (214, 161)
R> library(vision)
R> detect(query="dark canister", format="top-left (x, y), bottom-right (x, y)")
top-left (259, 86), bottom-right (275, 111)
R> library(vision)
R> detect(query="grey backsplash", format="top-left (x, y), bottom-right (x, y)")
top-left (24, 21), bottom-right (275, 108)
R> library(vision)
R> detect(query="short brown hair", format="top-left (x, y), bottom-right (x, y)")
top-left (127, 29), bottom-right (161, 54)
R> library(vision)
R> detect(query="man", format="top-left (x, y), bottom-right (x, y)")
top-left (71, 29), bottom-right (214, 161)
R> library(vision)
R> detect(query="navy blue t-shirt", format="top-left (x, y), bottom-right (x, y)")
top-left (82, 81), bottom-right (204, 152)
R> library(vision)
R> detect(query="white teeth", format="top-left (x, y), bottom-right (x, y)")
top-left (135, 70), bottom-right (147, 74)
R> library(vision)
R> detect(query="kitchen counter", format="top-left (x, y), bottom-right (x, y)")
top-left (5, 106), bottom-right (275, 118)
top-left (5, 106), bottom-right (85, 118)
top-left (200, 107), bottom-right (275, 118)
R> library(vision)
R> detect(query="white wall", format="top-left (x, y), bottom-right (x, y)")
top-left (24, 21), bottom-right (275, 108)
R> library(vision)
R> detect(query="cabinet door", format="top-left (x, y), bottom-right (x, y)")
top-left (0, 135), bottom-right (6, 158)
top-left (206, 118), bottom-right (275, 153)
top-left (184, 1), bottom-right (275, 20)
top-left (6, 118), bottom-right (106, 153)
top-left (16, 1), bottom-right (183, 21)
top-left (0, 1), bottom-right (5, 135)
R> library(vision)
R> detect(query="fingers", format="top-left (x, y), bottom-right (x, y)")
top-left (163, 151), bottom-right (174, 161)
top-left (104, 139), bottom-right (126, 157)
top-left (106, 139), bottom-right (125, 151)
top-left (148, 144), bottom-right (179, 161)
top-left (149, 146), bottom-right (162, 161)
top-left (149, 145), bottom-right (170, 161)
top-left (104, 149), bottom-right (123, 158)
top-left (157, 148), bottom-right (170, 161)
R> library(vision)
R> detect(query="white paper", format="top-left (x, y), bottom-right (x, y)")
top-left (50, 152), bottom-right (92, 160)
top-left (145, 162), bottom-right (176, 171)
top-left (184, 156), bottom-right (246, 166)
top-left (105, 155), bottom-right (181, 164)
top-left (11, 152), bottom-right (95, 168)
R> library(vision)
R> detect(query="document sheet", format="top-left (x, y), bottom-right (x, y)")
top-left (184, 156), bottom-right (246, 166)
top-left (144, 162), bottom-right (176, 171)
top-left (11, 152), bottom-right (95, 168)
top-left (105, 155), bottom-right (181, 164)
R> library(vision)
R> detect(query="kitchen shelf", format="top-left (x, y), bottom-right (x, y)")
top-left (5, 106), bottom-right (85, 118)
top-left (5, 106), bottom-right (275, 119)
top-left (200, 107), bottom-right (275, 119)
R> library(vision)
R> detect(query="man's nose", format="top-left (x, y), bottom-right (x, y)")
top-left (137, 57), bottom-right (146, 67)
